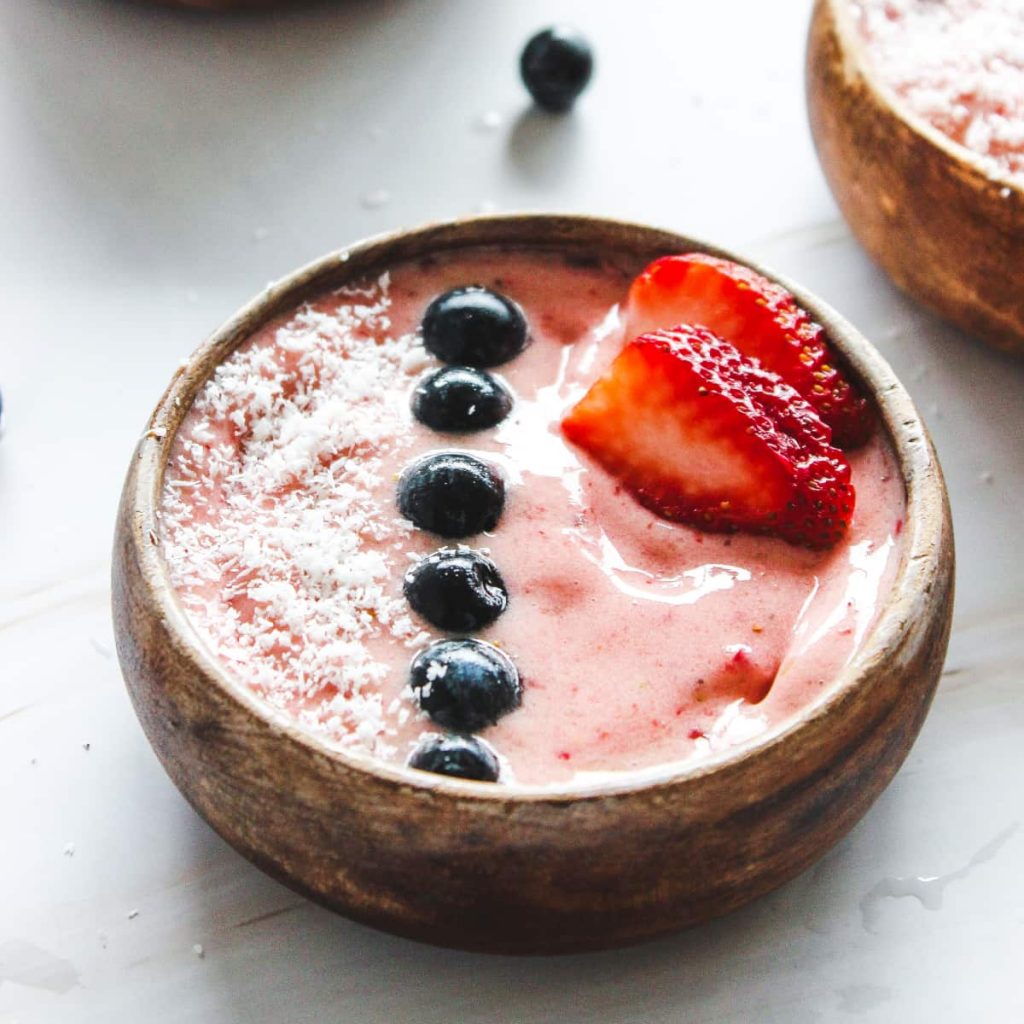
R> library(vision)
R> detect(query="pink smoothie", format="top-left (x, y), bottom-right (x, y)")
top-left (160, 248), bottom-right (905, 787)
top-left (851, 0), bottom-right (1024, 185)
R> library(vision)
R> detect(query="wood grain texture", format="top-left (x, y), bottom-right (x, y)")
top-left (111, 214), bottom-right (954, 954)
top-left (806, 0), bottom-right (1024, 357)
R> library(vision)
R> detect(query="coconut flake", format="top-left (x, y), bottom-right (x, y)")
top-left (161, 275), bottom-right (427, 756)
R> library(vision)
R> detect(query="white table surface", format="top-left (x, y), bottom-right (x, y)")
top-left (2, 1), bottom-right (1022, 1020)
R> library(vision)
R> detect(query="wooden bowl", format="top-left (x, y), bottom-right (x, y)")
top-left (112, 214), bottom-right (954, 954)
top-left (807, 0), bottom-right (1024, 357)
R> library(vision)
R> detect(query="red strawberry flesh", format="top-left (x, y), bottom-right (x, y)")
top-left (625, 253), bottom-right (873, 449)
top-left (561, 325), bottom-right (855, 549)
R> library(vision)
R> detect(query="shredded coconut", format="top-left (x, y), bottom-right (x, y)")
top-left (161, 275), bottom-right (430, 758)
top-left (425, 660), bottom-right (447, 682)
top-left (852, 0), bottom-right (1024, 184)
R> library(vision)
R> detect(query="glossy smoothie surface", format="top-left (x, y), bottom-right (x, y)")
top-left (161, 247), bottom-right (905, 787)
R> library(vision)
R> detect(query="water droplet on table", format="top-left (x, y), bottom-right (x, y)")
top-left (474, 110), bottom-right (503, 132)
top-left (860, 823), bottom-right (1019, 931)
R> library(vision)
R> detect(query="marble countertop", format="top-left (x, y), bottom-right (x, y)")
top-left (2, 1), bottom-right (1021, 1020)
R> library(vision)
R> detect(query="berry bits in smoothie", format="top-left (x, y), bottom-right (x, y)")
top-left (160, 247), bottom-right (904, 787)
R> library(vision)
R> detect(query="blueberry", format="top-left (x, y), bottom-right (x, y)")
top-left (411, 366), bottom-right (513, 433)
top-left (421, 287), bottom-right (528, 368)
top-left (520, 26), bottom-right (594, 113)
top-left (410, 639), bottom-right (521, 733)
top-left (398, 452), bottom-right (505, 539)
top-left (407, 733), bottom-right (500, 782)
top-left (403, 547), bottom-right (508, 632)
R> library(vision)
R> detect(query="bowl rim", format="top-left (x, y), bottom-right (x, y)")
top-left (823, 0), bottom-right (1024, 198)
top-left (125, 211), bottom-right (949, 804)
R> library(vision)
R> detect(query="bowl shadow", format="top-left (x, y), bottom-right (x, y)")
top-left (505, 105), bottom-right (585, 188)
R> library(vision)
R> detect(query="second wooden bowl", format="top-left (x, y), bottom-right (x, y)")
top-left (807, 0), bottom-right (1024, 356)
top-left (112, 214), bottom-right (954, 954)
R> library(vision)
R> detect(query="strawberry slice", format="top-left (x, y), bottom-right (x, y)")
top-left (562, 325), bottom-right (855, 549)
top-left (625, 254), bottom-right (873, 449)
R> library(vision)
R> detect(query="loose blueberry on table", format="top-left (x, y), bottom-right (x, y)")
top-left (520, 26), bottom-right (595, 113)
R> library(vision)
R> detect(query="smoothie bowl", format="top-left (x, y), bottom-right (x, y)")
top-left (807, 0), bottom-right (1024, 356)
top-left (112, 215), bottom-right (953, 953)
